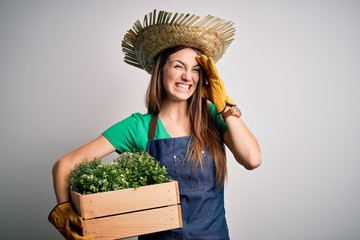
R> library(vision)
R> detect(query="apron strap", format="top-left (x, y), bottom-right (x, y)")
top-left (148, 113), bottom-right (158, 140)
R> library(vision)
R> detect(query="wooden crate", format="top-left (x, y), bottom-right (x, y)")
top-left (70, 181), bottom-right (182, 240)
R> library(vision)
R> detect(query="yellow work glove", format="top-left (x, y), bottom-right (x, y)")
top-left (196, 54), bottom-right (235, 113)
top-left (48, 202), bottom-right (94, 240)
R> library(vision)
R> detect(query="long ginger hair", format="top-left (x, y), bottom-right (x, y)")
top-left (146, 46), bottom-right (227, 187)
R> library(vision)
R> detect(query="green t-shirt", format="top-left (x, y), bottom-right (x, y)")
top-left (102, 104), bottom-right (227, 153)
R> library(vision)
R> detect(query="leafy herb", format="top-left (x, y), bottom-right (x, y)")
top-left (69, 150), bottom-right (171, 194)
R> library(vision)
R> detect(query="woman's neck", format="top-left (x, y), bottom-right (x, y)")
top-left (159, 101), bottom-right (190, 137)
top-left (160, 101), bottom-right (188, 117)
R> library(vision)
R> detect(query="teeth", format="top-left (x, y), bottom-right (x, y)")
top-left (177, 83), bottom-right (190, 90)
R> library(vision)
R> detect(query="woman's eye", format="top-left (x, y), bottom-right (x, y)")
top-left (175, 64), bottom-right (183, 69)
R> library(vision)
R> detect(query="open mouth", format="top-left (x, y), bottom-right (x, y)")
top-left (175, 83), bottom-right (191, 91)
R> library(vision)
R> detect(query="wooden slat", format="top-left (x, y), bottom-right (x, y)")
top-left (83, 205), bottom-right (182, 240)
top-left (71, 181), bottom-right (180, 219)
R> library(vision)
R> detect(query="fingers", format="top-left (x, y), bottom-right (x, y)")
top-left (70, 215), bottom-right (83, 229)
top-left (196, 54), bottom-right (214, 69)
top-left (67, 219), bottom-right (93, 240)
top-left (195, 55), bottom-right (208, 69)
top-left (196, 55), bottom-right (219, 79)
top-left (68, 230), bottom-right (81, 240)
top-left (68, 230), bottom-right (89, 240)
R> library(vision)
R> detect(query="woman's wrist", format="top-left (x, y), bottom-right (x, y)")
top-left (222, 105), bottom-right (242, 121)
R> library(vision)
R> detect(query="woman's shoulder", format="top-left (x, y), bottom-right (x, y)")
top-left (104, 112), bottom-right (152, 132)
top-left (102, 112), bottom-right (153, 152)
top-left (129, 112), bottom-right (152, 124)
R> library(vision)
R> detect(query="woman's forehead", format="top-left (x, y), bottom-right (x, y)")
top-left (168, 48), bottom-right (198, 64)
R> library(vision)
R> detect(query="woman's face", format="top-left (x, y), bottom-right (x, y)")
top-left (161, 48), bottom-right (201, 102)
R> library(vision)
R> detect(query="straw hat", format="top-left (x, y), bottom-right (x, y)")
top-left (122, 9), bottom-right (236, 74)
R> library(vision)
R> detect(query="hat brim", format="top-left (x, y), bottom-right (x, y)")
top-left (122, 10), bottom-right (235, 74)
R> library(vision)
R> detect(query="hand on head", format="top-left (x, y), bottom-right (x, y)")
top-left (196, 55), bottom-right (235, 113)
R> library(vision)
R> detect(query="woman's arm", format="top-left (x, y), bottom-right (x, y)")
top-left (52, 135), bottom-right (116, 203)
top-left (196, 54), bottom-right (261, 169)
top-left (223, 106), bottom-right (262, 170)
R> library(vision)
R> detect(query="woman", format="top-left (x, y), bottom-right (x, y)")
top-left (49, 10), bottom-right (261, 240)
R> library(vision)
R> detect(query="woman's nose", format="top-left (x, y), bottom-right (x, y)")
top-left (182, 71), bottom-right (192, 81)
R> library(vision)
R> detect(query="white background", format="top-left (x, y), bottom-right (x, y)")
top-left (0, 0), bottom-right (359, 239)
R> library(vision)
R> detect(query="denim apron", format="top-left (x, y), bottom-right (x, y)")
top-left (138, 113), bottom-right (229, 240)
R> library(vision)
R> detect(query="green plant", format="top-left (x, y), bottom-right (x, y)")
top-left (69, 150), bottom-right (171, 194)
